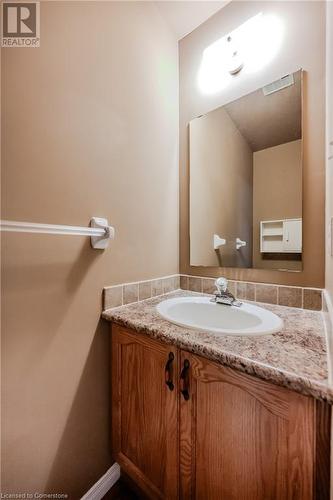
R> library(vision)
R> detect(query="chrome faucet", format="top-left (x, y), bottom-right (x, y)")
top-left (211, 277), bottom-right (242, 307)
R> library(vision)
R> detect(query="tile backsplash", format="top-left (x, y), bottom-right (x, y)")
top-left (180, 275), bottom-right (322, 311)
top-left (104, 275), bottom-right (180, 310)
top-left (103, 274), bottom-right (322, 311)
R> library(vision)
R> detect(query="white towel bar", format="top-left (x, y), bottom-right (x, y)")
top-left (0, 217), bottom-right (115, 249)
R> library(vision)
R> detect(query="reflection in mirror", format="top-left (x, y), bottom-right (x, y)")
top-left (189, 70), bottom-right (302, 271)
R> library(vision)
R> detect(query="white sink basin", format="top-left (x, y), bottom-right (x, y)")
top-left (156, 296), bottom-right (283, 336)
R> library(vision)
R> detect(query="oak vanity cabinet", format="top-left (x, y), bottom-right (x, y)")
top-left (111, 325), bottom-right (179, 498)
top-left (111, 325), bottom-right (330, 500)
top-left (179, 352), bottom-right (330, 500)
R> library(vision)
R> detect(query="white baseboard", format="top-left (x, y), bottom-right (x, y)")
top-left (81, 462), bottom-right (121, 500)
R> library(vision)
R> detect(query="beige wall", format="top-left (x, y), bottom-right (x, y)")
top-left (179, 0), bottom-right (325, 287)
top-left (326, 1), bottom-right (333, 303)
top-left (1, 2), bottom-right (178, 497)
top-left (190, 105), bottom-right (253, 267)
top-left (253, 140), bottom-right (302, 270)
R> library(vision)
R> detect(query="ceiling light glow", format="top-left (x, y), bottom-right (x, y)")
top-left (197, 13), bottom-right (284, 95)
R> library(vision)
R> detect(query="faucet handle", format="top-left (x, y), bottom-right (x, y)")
top-left (215, 277), bottom-right (228, 294)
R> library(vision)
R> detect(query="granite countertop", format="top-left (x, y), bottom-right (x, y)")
top-left (102, 290), bottom-right (333, 403)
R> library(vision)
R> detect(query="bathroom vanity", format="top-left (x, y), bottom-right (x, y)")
top-left (103, 291), bottom-right (331, 499)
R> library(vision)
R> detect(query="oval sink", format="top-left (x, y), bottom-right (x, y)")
top-left (156, 296), bottom-right (283, 336)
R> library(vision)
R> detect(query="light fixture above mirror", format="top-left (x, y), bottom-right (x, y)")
top-left (197, 12), bottom-right (284, 94)
top-left (226, 35), bottom-right (243, 75)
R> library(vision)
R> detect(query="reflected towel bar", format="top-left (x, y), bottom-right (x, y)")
top-left (0, 217), bottom-right (115, 249)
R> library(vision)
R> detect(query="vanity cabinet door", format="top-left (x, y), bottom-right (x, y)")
top-left (179, 351), bottom-right (327, 500)
top-left (111, 324), bottom-right (179, 499)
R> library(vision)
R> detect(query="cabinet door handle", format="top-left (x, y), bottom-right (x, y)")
top-left (165, 352), bottom-right (175, 391)
top-left (180, 359), bottom-right (190, 400)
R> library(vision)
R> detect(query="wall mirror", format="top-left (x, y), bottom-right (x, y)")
top-left (189, 69), bottom-right (303, 271)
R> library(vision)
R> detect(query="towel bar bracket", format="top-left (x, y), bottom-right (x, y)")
top-left (90, 217), bottom-right (115, 249)
top-left (0, 217), bottom-right (115, 250)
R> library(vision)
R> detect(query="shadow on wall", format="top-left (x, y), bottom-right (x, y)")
top-left (45, 319), bottom-right (112, 498)
top-left (2, 238), bottom-right (105, 361)
top-left (3, 237), bottom-right (101, 293)
top-left (2, 237), bottom-right (112, 497)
